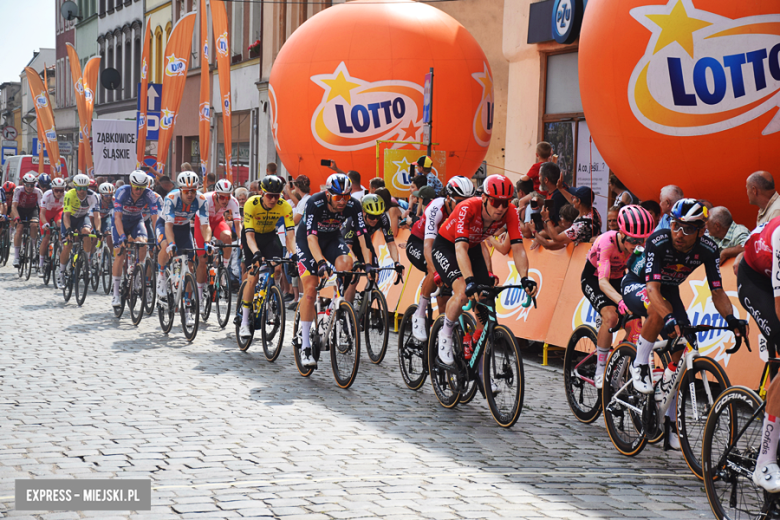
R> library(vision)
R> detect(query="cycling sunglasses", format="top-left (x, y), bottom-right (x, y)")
top-left (330, 193), bottom-right (350, 202)
top-left (75, 187), bottom-right (89, 192)
top-left (364, 213), bottom-right (379, 221)
top-left (263, 192), bottom-right (281, 200)
top-left (487, 197), bottom-right (510, 208)
top-left (624, 236), bottom-right (645, 245)
top-left (670, 220), bottom-right (701, 236)
top-left (52, 189), bottom-right (64, 194)
top-left (131, 184), bottom-right (146, 190)
top-left (180, 188), bottom-right (197, 195)
top-left (217, 194), bottom-right (231, 201)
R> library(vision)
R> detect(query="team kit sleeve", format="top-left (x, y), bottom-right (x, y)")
top-left (644, 232), bottom-right (666, 283)
top-left (304, 197), bottom-right (320, 236)
top-left (12, 188), bottom-right (20, 204)
top-left (701, 237), bottom-right (724, 290)
top-left (162, 194), bottom-right (177, 223)
top-left (281, 201), bottom-right (295, 231)
top-left (596, 241), bottom-right (613, 280)
top-left (195, 193), bottom-right (209, 220)
top-left (63, 190), bottom-right (75, 214)
top-left (504, 204), bottom-right (524, 244)
top-left (349, 201), bottom-right (367, 236)
top-left (381, 214), bottom-right (394, 242)
top-left (772, 226), bottom-right (780, 297)
top-left (228, 197), bottom-right (241, 222)
top-left (452, 201), bottom-right (473, 244)
top-left (424, 201), bottom-right (441, 241)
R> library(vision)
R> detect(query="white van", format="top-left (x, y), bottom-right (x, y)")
top-left (2, 155), bottom-right (69, 186)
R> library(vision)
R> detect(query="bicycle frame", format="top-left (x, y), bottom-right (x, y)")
top-left (352, 268), bottom-right (400, 323)
top-left (167, 254), bottom-right (194, 310)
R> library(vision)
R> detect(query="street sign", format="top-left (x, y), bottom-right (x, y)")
top-left (137, 83), bottom-right (162, 112)
top-left (137, 111), bottom-right (160, 141)
top-left (2, 126), bottom-right (18, 140)
top-left (423, 73), bottom-right (432, 124)
top-left (59, 142), bottom-right (73, 155)
top-left (2, 146), bottom-right (17, 166)
top-left (32, 138), bottom-right (49, 157)
top-left (2, 140), bottom-right (16, 147)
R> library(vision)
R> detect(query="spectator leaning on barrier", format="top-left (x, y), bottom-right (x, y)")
top-left (607, 208), bottom-right (619, 232)
top-left (415, 155), bottom-right (443, 197)
top-left (539, 162), bottom-right (567, 225)
top-left (520, 141), bottom-right (555, 197)
top-left (609, 173), bottom-right (639, 209)
top-left (748, 170), bottom-right (780, 226)
top-left (369, 178), bottom-right (385, 194)
top-left (247, 181), bottom-right (260, 197)
top-left (539, 186), bottom-right (600, 247)
top-left (707, 206), bottom-right (750, 266)
top-left (656, 184), bottom-right (684, 230)
top-left (234, 187), bottom-right (248, 218)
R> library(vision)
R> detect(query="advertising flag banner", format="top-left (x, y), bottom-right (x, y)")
top-left (25, 67), bottom-right (62, 178)
top-left (83, 56), bottom-right (101, 178)
top-left (155, 12), bottom-right (197, 175)
top-left (36, 116), bottom-right (45, 174)
top-left (137, 17), bottom-right (152, 169)
top-left (198, 0), bottom-right (210, 177)
top-left (211, 0), bottom-right (233, 182)
top-left (66, 43), bottom-right (94, 177)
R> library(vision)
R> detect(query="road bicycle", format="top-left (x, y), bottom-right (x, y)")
top-left (158, 249), bottom-right (200, 342)
top-left (15, 219), bottom-right (34, 280)
top-left (292, 271), bottom-right (361, 389)
top-left (603, 323), bottom-right (733, 478)
top-left (41, 225), bottom-right (60, 287)
top-left (234, 257), bottom-right (295, 358)
top-left (113, 241), bottom-right (150, 326)
top-left (428, 284), bottom-right (534, 428)
top-left (0, 218), bottom-right (10, 266)
top-left (351, 267), bottom-right (401, 364)
top-left (61, 232), bottom-right (96, 307)
top-left (143, 240), bottom-right (159, 315)
top-left (200, 241), bottom-right (234, 329)
top-left (90, 231), bottom-right (112, 294)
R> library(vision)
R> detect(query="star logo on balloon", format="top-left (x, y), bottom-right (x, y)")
top-left (309, 62), bottom-right (425, 152)
top-left (628, 0), bottom-right (780, 136)
top-left (471, 62), bottom-right (494, 147)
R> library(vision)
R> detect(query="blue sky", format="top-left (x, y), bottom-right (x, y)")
top-left (0, 0), bottom-right (56, 84)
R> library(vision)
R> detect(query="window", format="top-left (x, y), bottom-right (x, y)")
top-left (100, 0), bottom-right (105, 16)
top-left (165, 22), bottom-right (172, 43)
top-left (107, 0), bottom-right (113, 11)
top-left (154, 27), bottom-right (163, 83)
top-left (124, 39), bottom-right (131, 99)
top-left (115, 43), bottom-right (122, 102)
top-left (99, 49), bottom-right (105, 104)
top-left (232, 1), bottom-right (244, 60)
top-left (134, 37), bottom-right (140, 97)
top-left (107, 47), bottom-right (113, 102)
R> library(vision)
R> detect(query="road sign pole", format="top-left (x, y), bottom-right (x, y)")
top-left (427, 67), bottom-right (433, 157)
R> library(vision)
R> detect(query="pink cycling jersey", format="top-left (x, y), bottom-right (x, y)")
top-left (586, 230), bottom-right (631, 280)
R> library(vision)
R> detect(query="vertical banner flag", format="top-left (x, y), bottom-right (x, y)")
top-left (198, 0), bottom-right (210, 177)
top-left (84, 57), bottom-right (101, 177)
top-left (155, 12), bottom-right (197, 175)
top-left (36, 116), bottom-right (45, 174)
top-left (66, 43), bottom-right (94, 178)
top-left (137, 17), bottom-right (152, 169)
top-left (211, 0), bottom-right (232, 182)
top-left (25, 67), bottom-right (62, 178)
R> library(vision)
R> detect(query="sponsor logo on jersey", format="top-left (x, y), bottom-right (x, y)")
top-left (471, 63), bottom-right (494, 147)
top-left (496, 263), bottom-right (541, 321)
top-left (165, 54), bottom-right (187, 77)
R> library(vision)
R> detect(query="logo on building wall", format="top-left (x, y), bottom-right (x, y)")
top-left (552, 0), bottom-right (584, 44)
top-left (471, 63), bottom-right (494, 148)
top-left (165, 55), bottom-right (187, 77)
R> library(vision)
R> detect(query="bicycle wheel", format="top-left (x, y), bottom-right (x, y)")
top-left (180, 272), bottom-right (199, 342)
top-left (143, 258), bottom-right (155, 314)
top-left (128, 266), bottom-right (146, 326)
top-left (2, 226), bottom-right (10, 266)
top-left (235, 280), bottom-right (254, 351)
top-left (62, 256), bottom-right (74, 303)
top-left (602, 342), bottom-right (649, 457)
top-left (427, 316), bottom-right (461, 408)
top-left (215, 266), bottom-right (231, 329)
top-left (201, 275), bottom-right (213, 322)
top-left (330, 301), bottom-right (360, 389)
top-left (292, 303), bottom-right (314, 377)
top-left (363, 289), bottom-right (390, 364)
top-left (42, 247), bottom-right (52, 285)
top-left (51, 240), bottom-right (61, 290)
top-left (397, 305), bottom-right (428, 391)
top-left (563, 325), bottom-right (602, 424)
top-left (457, 313), bottom-right (479, 405)
top-left (0, 226), bottom-right (7, 267)
top-left (158, 274), bottom-right (175, 333)
top-left (483, 325), bottom-right (524, 428)
top-left (24, 234), bottom-right (33, 280)
top-left (17, 232), bottom-right (26, 278)
top-left (102, 248), bottom-right (113, 295)
top-left (261, 285), bottom-right (286, 362)
top-left (678, 356), bottom-right (731, 480)
top-left (702, 386), bottom-right (765, 520)
top-left (89, 251), bottom-right (99, 292)
top-left (74, 254), bottom-right (89, 307)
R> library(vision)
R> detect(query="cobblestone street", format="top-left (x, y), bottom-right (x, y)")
top-left (0, 267), bottom-right (713, 519)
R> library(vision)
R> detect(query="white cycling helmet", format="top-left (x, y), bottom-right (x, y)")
top-left (128, 170), bottom-right (150, 187)
top-left (72, 174), bottom-right (91, 188)
top-left (99, 182), bottom-right (115, 195)
top-left (446, 176), bottom-right (476, 198)
top-left (214, 179), bottom-right (233, 194)
top-left (22, 172), bottom-right (37, 184)
top-left (51, 178), bottom-right (67, 189)
top-left (147, 175), bottom-right (155, 190)
top-left (177, 171), bottom-right (200, 189)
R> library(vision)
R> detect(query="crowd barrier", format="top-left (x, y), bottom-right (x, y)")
top-left (340, 229), bottom-right (765, 388)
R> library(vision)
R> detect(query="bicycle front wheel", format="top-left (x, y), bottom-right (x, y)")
top-left (483, 325), bottom-right (524, 428)
top-left (215, 266), bottom-right (231, 329)
top-left (23, 235), bottom-right (33, 280)
top-left (563, 325), bottom-right (602, 424)
top-left (180, 272), bottom-right (199, 342)
top-left (158, 275), bottom-right (175, 333)
top-left (90, 252), bottom-right (100, 292)
top-left (702, 386), bottom-right (765, 520)
top-left (261, 285), bottom-right (285, 362)
top-left (201, 275), bottom-right (213, 322)
top-left (602, 342), bottom-right (648, 457)
top-left (363, 289), bottom-right (389, 364)
top-left (678, 355), bottom-right (731, 480)
top-left (42, 250), bottom-right (52, 285)
top-left (74, 255), bottom-right (89, 306)
top-left (143, 258), bottom-right (155, 314)
top-left (62, 258), bottom-right (74, 302)
top-left (102, 248), bottom-right (113, 295)
top-left (427, 316), bottom-right (461, 409)
top-left (397, 305), bottom-right (427, 391)
top-left (128, 266), bottom-right (146, 326)
top-left (235, 280), bottom-right (254, 351)
top-left (330, 301), bottom-right (360, 389)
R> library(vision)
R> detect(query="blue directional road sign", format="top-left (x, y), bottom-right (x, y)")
top-left (137, 83), bottom-right (162, 141)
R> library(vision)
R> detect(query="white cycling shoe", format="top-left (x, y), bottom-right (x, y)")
top-left (301, 348), bottom-right (317, 368)
top-left (156, 278), bottom-right (167, 299)
top-left (630, 362), bottom-right (654, 394)
top-left (595, 372), bottom-right (604, 390)
top-left (239, 323), bottom-right (252, 338)
top-left (438, 335), bottom-right (455, 366)
top-left (411, 315), bottom-right (427, 342)
top-left (111, 293), bottom-right (122, 308)
top-left (754, 464), bottom-right (780, 493)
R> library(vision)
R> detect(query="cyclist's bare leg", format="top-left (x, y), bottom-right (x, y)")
top-left (756, 372), bottom-right (780, 485)
top-left (13, 221), bottom-right (22, 247)
top-left (414, 273), bottom-right (437, 319)
top-left (240, 266), bottom-right (261, 329)
top-left (596, 306), bottom-right (619, 378)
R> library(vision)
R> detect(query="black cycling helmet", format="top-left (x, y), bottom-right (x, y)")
top-left (260, 175), bottom-right (285, 195)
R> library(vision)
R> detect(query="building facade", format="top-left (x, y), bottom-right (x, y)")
top-left (55, 0), bottom-right (79, 175)
top-left (0, 82), bottom-right (22, 160)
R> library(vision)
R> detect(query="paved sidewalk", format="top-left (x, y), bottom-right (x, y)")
top-left (0, 267), bottom-right (713, 519)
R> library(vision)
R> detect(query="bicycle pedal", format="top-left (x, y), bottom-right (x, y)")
top-left (434, 357), bottom-right (458, 373)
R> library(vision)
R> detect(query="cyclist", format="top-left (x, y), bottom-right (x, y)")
top-left (3, 182), bottom-right (15, 218)
top-left (736, 216), bottom-right (780, 491)
top-left (112, 170), bottom-right (159, 307)
top-left (625, 199), bottom-right (745, 448)
top-left (581, 205), bottom-right (654, 389)
top-left (38, 177), bottom-right (67, 275)
top-left (342, 194), bottom-right (404, 304)
top-left (156, 171), bottom-right (211, 315)
top-left (238, 175), bottom-right (295, 338)
top-left (38, 173), bottom-right (52, 193)
top-left (59, 174), bottom-right (99, 285)
top-left (96, 182), bottom-right (115, 249)
top-left (295, 173), bottom-right (373, 367)
top-left (142, 175), bottom-right (163, 241)
top-left (432, 174), bottom-right (538, 367)
top-left (408, 176), bottom-right (475, 341)
top-left (11, 172), bottom-right (44, 268)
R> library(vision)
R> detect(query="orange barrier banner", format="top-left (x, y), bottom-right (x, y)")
top-left (25, 67), bottom-right (62, 178)
top-left (156, 12), bottom-right (197, 175)
top-left (66, 43), bottom-right (94, 178)
top-left (211, 0), bottom-right (232, 182)
top-left (198, 0), bottom-right (210, 177)
top-left (137, 18), bottom-right (152, 169)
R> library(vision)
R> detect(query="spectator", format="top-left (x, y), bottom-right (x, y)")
top-left (369, 178), bottom-right (385, 194)
top-left (606, 208), bottom-right (619, 232)
top-left (180, 162), bottom-right (194, 172)
top-left (538, 186), bottom-right (599, 247)
top-left (640, 199), bottom-right (662, 224)
top-left (525, 203), bottom-right (578, 252)
top-left (376, 187), bottom-right (404, 236)
top-left (700, 199), bottom-right (714, 210)
top-left (202, 172), bottom-right (216, 193)
top-left (266, 162), bottom-right (278, 176)
top-left (707, 206), bottom-right (750, 266)
top-left (291, 175), bottom-right (311, 227)
top-left (747, 171), bottom-right (780, 225)
top-left (234, 187), bottom-right (248, 218)
top-left (96, 176), bottom-right (107, 186)
top-left (347, 170), bottom-right (366, 201)
top-left (415, 155), bottom-right (443, 196)
top-left (539, 162), bottom-right (567, 225)
top-left (520, 141), bottom-right (555, 196)
top-left (514, 178), bottom-right (534, 221)
top-left (157, 175), bottom-right (174, 197)
top-left (115, 179), bottom-right (125, 188)
top-left (248, 181), bottom-right (260, 197)
top-left (609, 173), bottom-right (639, 208)
top-left (656, 184), bottom-right (684, 230)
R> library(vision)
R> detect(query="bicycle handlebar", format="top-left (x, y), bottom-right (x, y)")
top-left (462, 284), bottom-right (537, 310)
top-left (248, 256), bottom-right (296, 276)
top-left (608, 313), bottom-right (642, 334)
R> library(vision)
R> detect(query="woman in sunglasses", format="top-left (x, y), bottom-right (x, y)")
top-left (580, 205), bottom-right (654, 390)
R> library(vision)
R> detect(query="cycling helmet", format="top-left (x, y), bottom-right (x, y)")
top-left (99, 182), bottom-right (115, 195)
top-left (671, 198), bottom-right (708, 226)
top-left (72, 174), bottom-right (90, 188)
top-left (51, 178), bottom-right (66, 189)
top-left (416, 155), bottom-right (433, 169)
top-left (129, 170), bottom-right (151, 187)
top-left (176, 170), bottom-right (199, 189)
top-left (88, 179), bottom-right (98, 191)
top-left (361, 194), bottom-right (385, 216)
top-left (214, 179), bottom-right (233, 194)
top-left (446, 176), bottom-right (476, 198)
top-left (22, 172), bottom-right (37, 185)
top-left (618, 205), bottom-right (655, 239)
top-left (147, 175), bottom-right (155, 190)
top-left (38, 174), bottom-right (52, 190)
top-left (482, 174), bottom-right (514, 200)
top-left (325, 173), bottom-right (352, 195)
top-left (260, 175), bottom-right (284, 195)
top-left (3, 181), bottom-right (15, 192)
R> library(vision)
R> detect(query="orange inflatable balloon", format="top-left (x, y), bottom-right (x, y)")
top-left (268, 0), bottom-right (493, 189)
top-left (579, 0), bottom-right (780, 225)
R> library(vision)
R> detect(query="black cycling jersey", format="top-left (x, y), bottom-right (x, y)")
top-left (297, 191), bottom-right (366, 241)
top-left (342, 213), bottom-right (393, 245)
top-left (643, 229), bottom-right (722, 290)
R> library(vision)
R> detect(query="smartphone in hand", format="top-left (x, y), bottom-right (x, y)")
top-left (543, 199), bottom-right (555, 211)
top-left (530, 212), bottom-right (544, 233)
top-left (320, 159), bottom-right (332, 167)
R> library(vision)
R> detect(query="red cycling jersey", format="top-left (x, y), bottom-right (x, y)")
top-left (744, 217), bottom-right (780, 279)
top-left (438, 197), bottom-right (523, 248)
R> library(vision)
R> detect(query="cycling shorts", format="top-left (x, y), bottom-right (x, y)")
top-left (156, 220), bottom-right (194, 260)
top-left (113, 218), bottom-right (148, 246)
top-left (620, 271), bottom-right (689, 326)
top-left (431, 235), bottom-right (490, 287)
top-left (17, 206), bottom-right (39, 222)
top-left (100, 215), bottom-right (112, 235)
top-left (405, 234), bottom-right (452, 297)
top-left (581, 261), bottom-right (622, 313)
top-left (194, 215), bottom-right (232, 257)
top-left (296, 234), bottom-right (350, 277)
top-left (40, 208), bottom-right (62, 232)
top-left (242, 229), bottom-right (282, 268)
top-left (738, 257), bottom-right (780, 352)
top-left (61, 214), bottom-right (92, 239)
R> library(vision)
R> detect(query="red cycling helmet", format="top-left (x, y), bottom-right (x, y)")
top-left (3, 181), bottom-right (16, 192)
top-left (618, 204), bottom-right (655, 238)
top-left (482, 174), bottom-right (514, 200)
top-left (89, 179), bottom-right (98, 190)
